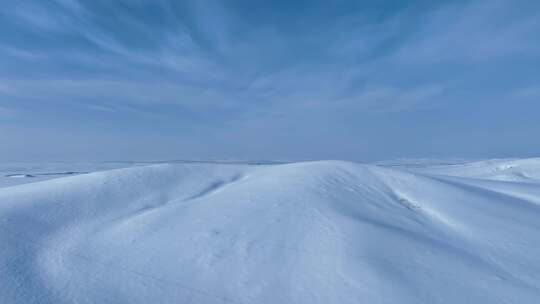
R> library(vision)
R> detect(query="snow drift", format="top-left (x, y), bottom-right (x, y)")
top-left (1, 159), bottom-right (540, 303)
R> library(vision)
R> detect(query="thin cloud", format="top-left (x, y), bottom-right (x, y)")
top-left (0, 0), bottom-right (539, 160)
top-left (0, 106), bottom-right (16, 118)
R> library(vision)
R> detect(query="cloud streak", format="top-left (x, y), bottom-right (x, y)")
top-left (1, 0), bottom-right (539, 161)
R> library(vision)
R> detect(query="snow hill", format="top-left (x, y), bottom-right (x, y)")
top-left (1, 159), bottom-right (540, 303)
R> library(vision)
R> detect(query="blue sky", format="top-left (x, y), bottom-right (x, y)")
top-left (1, 0), bottom-right (539, 161)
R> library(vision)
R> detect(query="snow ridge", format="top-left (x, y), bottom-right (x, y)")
top-left (1, 160), bottom-right (540, 303)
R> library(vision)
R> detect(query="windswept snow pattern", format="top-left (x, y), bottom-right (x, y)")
top-left (1, 159), bottom-right (540, 303)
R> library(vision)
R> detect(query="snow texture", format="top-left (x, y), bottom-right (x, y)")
top-left (1, 159), bottom-right (540, 303)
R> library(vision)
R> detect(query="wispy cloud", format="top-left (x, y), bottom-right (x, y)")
top-left (1, 0), bottom-right (539, 160)
top-left (86, 104), bottom-right (117, 113)
top-left (0, 105), bottom-right (16, 118)
top-left (391, 0), bottom-right (540, 64)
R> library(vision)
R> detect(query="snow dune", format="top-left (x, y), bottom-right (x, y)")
top-left (1, 159), bottom-right (540, 303)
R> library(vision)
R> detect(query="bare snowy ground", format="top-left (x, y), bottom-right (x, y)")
top-left (0, 162), bottom-right (141, 188)
top-left (1, 158), bottom-right (540, 303)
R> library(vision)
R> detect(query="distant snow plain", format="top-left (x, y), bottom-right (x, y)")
top-left (1, 158), bottom-right (540, 303)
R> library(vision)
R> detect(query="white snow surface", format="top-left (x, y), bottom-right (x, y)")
top-left (1, 159), bottom-right (540, 303)
top-left (0, 162), bottom-right (143, 187)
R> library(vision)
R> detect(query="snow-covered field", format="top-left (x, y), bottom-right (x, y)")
top-left (1, 158), bottom-right (540, 303)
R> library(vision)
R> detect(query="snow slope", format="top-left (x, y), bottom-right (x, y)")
top-left (0, 162), bottom-right (141, 188)
top-left (1, 159), bottom-right (540, 303)
top-left (409, 157), bottom-right (540, 182)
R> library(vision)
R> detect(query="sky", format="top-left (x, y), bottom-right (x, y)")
top-left (1, 0), bottom-right (539, 162)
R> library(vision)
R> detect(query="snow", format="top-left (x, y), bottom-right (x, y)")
top-left (1, 159), bottom-right (540, 303)
top-left (0, 162), bottom-right (141, 188)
